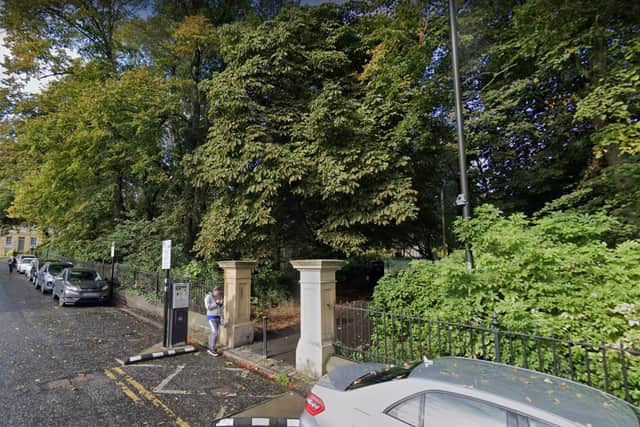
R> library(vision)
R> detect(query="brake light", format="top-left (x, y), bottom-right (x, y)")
top-left (305, 391), bottom-right (325, 416)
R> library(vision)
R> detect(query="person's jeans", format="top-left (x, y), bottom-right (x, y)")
top-left (208, 318), bottom-right (221, 351)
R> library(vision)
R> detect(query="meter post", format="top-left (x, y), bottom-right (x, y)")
top-left (161, 240), bottom-right (172, 348)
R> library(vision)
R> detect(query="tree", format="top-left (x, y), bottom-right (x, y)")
top-left (459, 0), bottom-right (640, 215)
top-left (189, 5), bottom-right (419, 260)
top-left (2, 0), bottom-right (147, 76)
top-left (8, 67), bottom-right (176, 249)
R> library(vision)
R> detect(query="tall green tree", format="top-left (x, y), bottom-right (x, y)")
top-left (8, 67), bottom-right (175, 249)
top-left (189, 5), bottom-right (419, 260)
top-left (460, 0), bottom-right (640, 216)
top-left (2, 0), bottom-right (146, 76)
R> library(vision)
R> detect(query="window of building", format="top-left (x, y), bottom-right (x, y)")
top-left (5, 236), bottom-right (12, 247)
top-left (30, 237), bottom-right (37, 248)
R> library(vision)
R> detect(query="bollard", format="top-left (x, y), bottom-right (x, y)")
top-left (262, 316), bottom-right (268, 358)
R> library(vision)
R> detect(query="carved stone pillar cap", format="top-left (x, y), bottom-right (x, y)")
top-left (290, 259), bottom-right (345, 271)
top-left (217, 260), bottom-right (257, 270)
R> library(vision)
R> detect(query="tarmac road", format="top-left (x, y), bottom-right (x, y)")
top-left (0, 265), bottom-right (290, 426)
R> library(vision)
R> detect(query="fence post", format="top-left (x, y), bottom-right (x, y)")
top-left (492, 313), bottom-right (501, 363)
top-left (620, 342), bottom-right (630, 402)
top-left (262, 316), bottom-right (268, 358)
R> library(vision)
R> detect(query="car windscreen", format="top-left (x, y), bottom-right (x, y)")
top-left (49, 264), bottom-right (71, 275)
top-left (69, 270), bottom-right (99, 281)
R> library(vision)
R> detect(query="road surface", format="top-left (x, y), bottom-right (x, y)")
top-left (0, 265), bottom-right (288, 426)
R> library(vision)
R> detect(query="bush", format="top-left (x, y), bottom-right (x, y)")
top-left (252, 266), bottom-right (296, 316)
top-left (370, 205), bottom-right (640, 402)
top-left (373, 205), bottom-right (640, 341)
top-left (173, 259), bottom-right (223, 283)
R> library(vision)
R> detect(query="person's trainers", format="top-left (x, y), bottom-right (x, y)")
top-left (207, 350), bottom-right (220, 357)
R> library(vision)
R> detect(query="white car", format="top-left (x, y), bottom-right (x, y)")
top-left (300, 357), bottom-right (640, 427)
top-left (25, 258), bottom-right (39, 281)
top-left (16, 255), bottom-right (36, 274)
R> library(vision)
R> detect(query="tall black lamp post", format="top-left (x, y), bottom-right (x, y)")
top-left (448, 0), bottom-right (474, 270)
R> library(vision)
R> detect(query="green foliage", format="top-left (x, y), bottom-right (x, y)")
top-left (274, 373), bottom-right (290, 387)
top-left (462, 0), bottom-right (640, 214)
top-left (9, 67), bottom-right (175, 243)
top-left (189, 5), bottom-right (419, 259)
top-left (119, 285), bottom-right (162, 305)
top-left (541, 158), bottom-right (640, 239)
top-left (173, 259), bottom-right (223, 283)
top-left (2, 0), bottom-right (640, 282)
top-left (374, 205), bottom-right (640, 342)
top-left (252, 266), bottom-right (296, 312)
top-left (372, 204), bottom-right (640, 400)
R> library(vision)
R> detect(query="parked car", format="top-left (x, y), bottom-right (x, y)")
top-left (52, 267), bottom-right (111, 306)
top-left (30, 259), bottom-right (58, 283)
top-left (300, 357), bottom-right (640, 427)
top-left (36, 261), bottom-right (73, 293)
top-left (25, 258), bottom-right (39, 282)
top-left (16, 254), bottom-right (36, 274)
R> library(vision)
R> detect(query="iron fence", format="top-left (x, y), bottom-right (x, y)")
top-left (172, 276), bottom-right (223, 314)
top-left (335, 303), bottom-right (640, 406)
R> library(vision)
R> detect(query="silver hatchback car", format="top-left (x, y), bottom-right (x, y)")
top-left (52, 267), bottom-right (111, 306)
top-left (300, 357), bottom-right (640, 427)
top-left (36, 261), bottom-right (73, 293)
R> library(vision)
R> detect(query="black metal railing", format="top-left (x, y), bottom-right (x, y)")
top-left (335, 303), bottom-right (640, 406)
top-left (172, 276), bottom-right (223, 314)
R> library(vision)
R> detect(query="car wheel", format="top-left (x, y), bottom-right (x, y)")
top-left (41, 282), bottom-right (47, 294)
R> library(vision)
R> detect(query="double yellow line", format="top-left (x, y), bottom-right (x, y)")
top-left (104, 366), bottom-right (191, 427)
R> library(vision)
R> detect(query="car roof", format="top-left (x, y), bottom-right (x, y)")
top-left (410, 357), bottom-right (639, 427)
top-left (46, 261), bottom-right (73, 267)
top-left (68, 267), bottom-right (97, 273)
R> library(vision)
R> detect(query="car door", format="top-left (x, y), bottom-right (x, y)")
top-left (51, 267), bottom-right (58, 295)
top-left (55, 269), bottom-right (68, 296)
top-left (37, 263), bottom-right (47, 287)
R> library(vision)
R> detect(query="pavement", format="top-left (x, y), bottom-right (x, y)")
top-left (117, 293), bottom-right (316, 397)
top-left (0, 266), bottom-right (306, 426)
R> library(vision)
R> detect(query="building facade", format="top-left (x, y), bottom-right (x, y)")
top-left (1, 225), bottom-right (44, 256)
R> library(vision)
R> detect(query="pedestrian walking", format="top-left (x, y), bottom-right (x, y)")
top-left (8, 255), bottom-right (16, 274)
top-left (204, 286), bottom-right (224, 357)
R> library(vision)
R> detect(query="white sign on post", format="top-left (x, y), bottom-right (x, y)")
top-left (162, 240), bottom-right (172, 270)
top-left (110, 242), bottom-right (115, 258)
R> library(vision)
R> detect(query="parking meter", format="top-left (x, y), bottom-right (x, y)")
top-left (168, 282), bottom-right (189, 347)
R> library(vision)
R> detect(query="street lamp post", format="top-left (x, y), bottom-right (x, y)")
top-left (448, 0), bottom-right (474, 270)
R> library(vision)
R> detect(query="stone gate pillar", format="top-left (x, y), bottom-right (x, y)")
top-left (218, 261), bottom-right (256, 348)
top-left (290, 259), bottom-right (344, 378)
